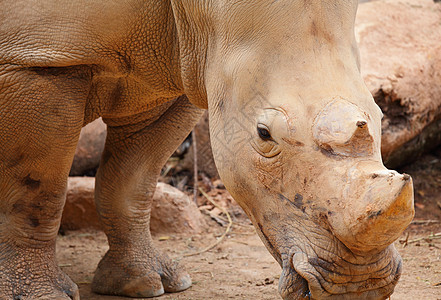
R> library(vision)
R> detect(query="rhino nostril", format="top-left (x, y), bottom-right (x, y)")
top-left (371, 169), bottom-right (399, 179)
top-left (402, 174), bottom-right (411, 181)
top-left (356, 120), bottom-right (367, 128)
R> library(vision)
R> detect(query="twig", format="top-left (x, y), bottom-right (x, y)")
top-left (161, 164), bottom-right (173, 177)
top-left (399, 232), bottom-right (410, 247)
top-left (204, 212), bottom-right (250, 228)
top-left (230, 239), bottom-right (250, 246)
top-left (192, 130), bottom-right (198, 204)
top-left (411, 220), bottom-right (439, 225)
top-left (193, 271), bottom-right (214, 278)
top-left (404, 232), bottom-right (441, 245)
top-left (183, 188), bottom-right (233, 257)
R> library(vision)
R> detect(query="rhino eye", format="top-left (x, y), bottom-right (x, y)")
top-left (257, 124), bottom-right (272, 140)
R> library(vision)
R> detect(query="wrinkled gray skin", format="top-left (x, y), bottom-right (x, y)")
top-left (0, 1), bottom-right (414, 299)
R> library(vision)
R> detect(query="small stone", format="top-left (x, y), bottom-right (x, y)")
top-left (264, 278), bottom-right (274, 285)
top-left (150, 183), bottom-right (207, 235)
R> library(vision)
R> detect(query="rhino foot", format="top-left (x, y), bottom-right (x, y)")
top-left (0, 246), bottom-right (79, 300)
top-left (92, 249), bottom-right (191, 297)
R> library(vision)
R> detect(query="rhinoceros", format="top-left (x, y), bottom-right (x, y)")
top-left (0, 0), bottom-right (414, 299)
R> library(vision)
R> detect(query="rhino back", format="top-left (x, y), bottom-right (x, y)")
top-left (0, 0), bottom-right (184, 121)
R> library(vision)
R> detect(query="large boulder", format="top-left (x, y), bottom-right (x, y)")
top-left (61, 177), bottom-right (206, 234)
top-left (69, 118), bottom-right (107, 176)
top-left (357, 0), bottom-right (441, 167)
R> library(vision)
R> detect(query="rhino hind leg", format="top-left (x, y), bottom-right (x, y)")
top-left (0, 65), bottom-right (91, 299)
top-left (92, 96), bottom-right (203, 297)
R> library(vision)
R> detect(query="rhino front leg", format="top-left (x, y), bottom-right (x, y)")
top-left (0, 65), bottom-right (91, 299)
top-left (92, 96), bottom-right (203, 298)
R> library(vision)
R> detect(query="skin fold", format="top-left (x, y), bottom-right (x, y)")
top-left (0, 1), bottom-right (414, 299)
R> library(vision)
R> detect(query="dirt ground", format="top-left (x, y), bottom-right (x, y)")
top-left (57, 224), bottom-right (441, 300)
top-left (57, 152), bottom-right (441, 300)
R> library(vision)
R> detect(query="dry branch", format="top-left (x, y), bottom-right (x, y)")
top-left (192, 130), bottom-right (198, 204)
top-left (183, 188), bottom-right (233, 257)
top-left (411, 220), bottom-right (439, 225)
top-left (401, 232), bottom-right (441, 246)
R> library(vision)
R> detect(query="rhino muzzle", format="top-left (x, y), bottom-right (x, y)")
top-left (313, 98), bottom-right (414, 254)
top-left (277, 237), bottom-right (403, 300)
top-left (329, 163), bottom-right (415, 255)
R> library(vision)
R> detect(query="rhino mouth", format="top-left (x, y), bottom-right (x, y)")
top-left (278, 246), bottom-right (402, 300)
top-left (278, 261), bottom-right (311, 300)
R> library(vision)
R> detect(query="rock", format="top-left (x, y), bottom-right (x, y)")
top-left (356, 0), bottom-right (441, 168)
top-left (69, 118), bottom-right (107, 176)
top-left (61, 177), bottom-right (101, 231)
top-left (150, 182), bottom-right (207, 235)
top-left (61, 178), bottom-right (206, 234)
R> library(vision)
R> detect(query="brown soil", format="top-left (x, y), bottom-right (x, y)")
top-left (57, 152), bottom-right (441, 300)
top-left (56, 223), bottom-right (440, 300)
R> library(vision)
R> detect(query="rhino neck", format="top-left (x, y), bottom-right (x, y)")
top-left (170, 0), bottom-right (212, 109)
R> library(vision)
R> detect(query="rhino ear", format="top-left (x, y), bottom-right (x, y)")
top-left (312, 99), bottom-right (374, 157)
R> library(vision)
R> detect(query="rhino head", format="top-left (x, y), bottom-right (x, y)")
top-left (172, 1), bottom-right (414, 298)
